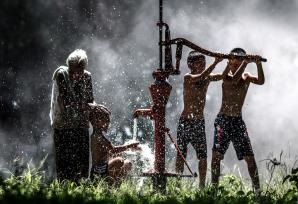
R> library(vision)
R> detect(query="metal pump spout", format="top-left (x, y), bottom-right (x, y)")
top-left (133, 108), bottom-right (152, 119)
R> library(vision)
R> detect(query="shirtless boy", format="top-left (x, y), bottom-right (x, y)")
top-left (176, 51), bottom-right (223, 187)
top-left (88, 103), bottom-right (140, 184)
top-left (211, 48), bottom-right (265, 191)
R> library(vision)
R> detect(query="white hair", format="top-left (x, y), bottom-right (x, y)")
top-left (66, 49), bottom-right (88, 68)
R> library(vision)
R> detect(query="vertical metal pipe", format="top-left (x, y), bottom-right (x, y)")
top-left (159, 0), bottom-right (163, 70)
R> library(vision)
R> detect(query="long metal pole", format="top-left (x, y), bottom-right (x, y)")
top-left (165, 130), bottom-right (197, 177)
top-left (159, 0), bottom-right (163, 70)
top-left (170, 38), bottom-right (267, 62)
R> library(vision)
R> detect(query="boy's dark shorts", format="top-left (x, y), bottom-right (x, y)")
top-left (90, 162), bottom-right (108, 179)
top-left (177, 117), bottom-right (207, 159)
top-left (212, 114), bottom-right (254, 160)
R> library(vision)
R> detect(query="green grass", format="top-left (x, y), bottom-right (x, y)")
top-left (0, 164), bottom-right (298, 204)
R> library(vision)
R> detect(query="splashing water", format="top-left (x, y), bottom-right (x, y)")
top-left (132, 118), bottom-right (138, 141)
top-left (124, 118), bottom-right (154, 175)
top-left (124, 143), bottom-right (154, 173)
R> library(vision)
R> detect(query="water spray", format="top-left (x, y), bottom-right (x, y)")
top-left (132, 118), bottom-right (138, 141)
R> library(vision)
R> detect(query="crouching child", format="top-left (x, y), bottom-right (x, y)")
top-left (88, 102), bottom-right (140, 185)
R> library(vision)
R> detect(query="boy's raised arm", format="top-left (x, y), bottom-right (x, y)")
top-left (200, 57), bottom-right (223, 79)
top-left (232, 61), bottom-right (249, 82)
top-left (243, 60), bottom-right (265, 85)
top-left (110, 142), bottom-right (140, 155)
top-left (185, 57), bottom-right (223, 83)
top-left (209, 62), bottom-right (230, 81)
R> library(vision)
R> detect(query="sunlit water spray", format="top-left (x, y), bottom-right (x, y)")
top-left (125, 143), bottom-right (154, 190)
top-left (124, 118), bottom-right (154, 176)
top-left (132, 118), bottom-right (138, 141)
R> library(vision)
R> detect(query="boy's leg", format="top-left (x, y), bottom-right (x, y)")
top-left (191, 119), bottom-right (207, 188)
top-left (232, 118), bottom-right (260, 191)
top-left (120, 160), bottom-right (133, 177)
top-left (176, 118), bottom-right (188, 174)
top-left (244, 156), bottom-right (260, 191)
top-left (108, 157), bottom-right (124, 179)
top-left (211, 151), bottom-right (223, 185)
top-left (199, 158), bottom-right (207, 188)
top-left (108, 157), bottom-right (132, 185)
top-left (211, 115), bottom-right (230, 186)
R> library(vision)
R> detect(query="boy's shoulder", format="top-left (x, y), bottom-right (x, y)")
top-left (183, 73), bottom-right (193, 80)
top-left (184, 73), bottom-right (208, 85)
top-left (184, 72), bottom-right (193, 76)
top-left (183, 73), bottom-right (191, 85)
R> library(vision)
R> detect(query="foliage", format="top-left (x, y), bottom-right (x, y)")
top-left (282, 167), bottom-right (298, 203)
top-left (0, 164), bottom-right (298, 204)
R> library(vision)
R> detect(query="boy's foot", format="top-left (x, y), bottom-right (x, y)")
top-left (254, 187), bottom-right (261, 197)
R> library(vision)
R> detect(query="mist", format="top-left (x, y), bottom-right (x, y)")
top-left (0, 0), bottom-right (298, 181)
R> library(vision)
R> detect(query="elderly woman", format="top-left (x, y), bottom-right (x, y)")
top-left (50, 49), bottom-right (94, 181)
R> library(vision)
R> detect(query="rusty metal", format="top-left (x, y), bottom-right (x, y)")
top-left (158, 0), bottom-right (163, 70)
top-left (160, 25), bottom-right (267, 75)
top-left (168, 37), bottom-right (267, 61)
top-left (133, 70), bottom-right (196, 192)
top-left (142, 172), bottom-right (195, 178)
top-left (135, 69), bottom-right (171, 191)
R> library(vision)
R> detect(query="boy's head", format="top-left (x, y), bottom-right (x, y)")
top-left (229, 48), bottom-right (246, 71)
top-left (66, 49), bottom-right (88, 79)
top-left (187, 51), bottom-right (206, 73)
top-left (88, 102), bottom-right (111, 132)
